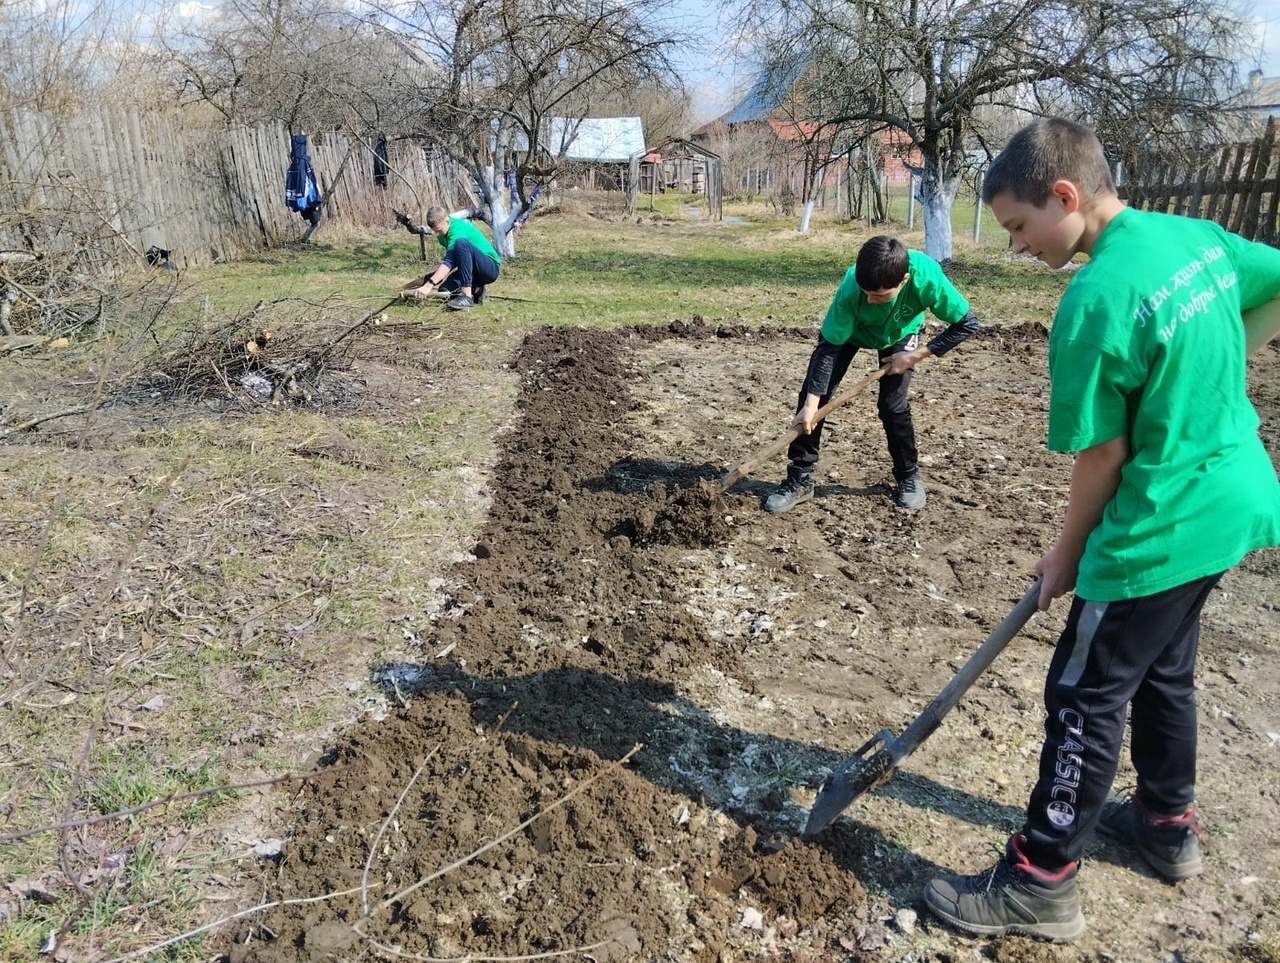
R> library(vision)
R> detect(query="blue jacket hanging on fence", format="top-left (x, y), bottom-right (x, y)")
top-left (285, 133), bottom-right (322, 225)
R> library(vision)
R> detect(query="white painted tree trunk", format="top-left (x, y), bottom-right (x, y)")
top-left (489, 192), bottom-right (516, 258)
top-left (474, 168), bottom-right (519, 258)
top-left (797, 198), bottom-right (816, 233)
top-left (919, 158), bottom-right (961, 262)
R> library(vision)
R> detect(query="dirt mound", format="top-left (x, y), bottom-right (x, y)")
top-left (624, 480), bottom-right (733, 547)
top-left (228, 322), bottom-right (873, 963)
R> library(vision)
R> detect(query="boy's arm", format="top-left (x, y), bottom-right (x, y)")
top-left (927, 309), bottom-right (979, 356)
top-left (793, 339), bottom-right (842, 432)
top-left (885, 309), bottom-right (979, 375)
top-left (1035, 434), bottom-right (1129, 610)
top-left (1243, 294), bottom-right (1280, 354)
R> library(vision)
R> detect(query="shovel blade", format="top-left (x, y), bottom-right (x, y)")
top-left (801, 733), bottom-right (897, 838)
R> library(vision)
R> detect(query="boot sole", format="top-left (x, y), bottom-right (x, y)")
top-left (1142, 851), bottom-right (1203, 881)
top-left (924, 891), bottom-right (1086, 942)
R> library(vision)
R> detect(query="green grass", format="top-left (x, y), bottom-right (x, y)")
top-left (135, 193), bottom-right (1067, 341)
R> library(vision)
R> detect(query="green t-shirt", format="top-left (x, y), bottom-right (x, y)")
top-left (438, 216), bottom-right (500, 263)
top-left (1049, 206), bottom-right (1280, 601)
top-left (820, 249), bottom-right (970, 348)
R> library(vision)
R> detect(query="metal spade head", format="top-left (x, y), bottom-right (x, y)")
top-left (801, 730), bottom-right (897, 838)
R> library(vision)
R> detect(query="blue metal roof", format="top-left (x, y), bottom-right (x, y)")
top-left (723, 60), bottom-right (807, 125)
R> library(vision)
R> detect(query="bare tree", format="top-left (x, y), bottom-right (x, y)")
top-left (0, 0), bottom-right (172, 113)
top-left (728, 0), bottom-right (1253, 260)
top-left (375, 0), bottom-right (682, 255)
top-left (164, 0), bottom-right (683, 255)
top-left (167, 0), bottom-right (410, 131)
top-left (697, 119), bottom-right (777, 200)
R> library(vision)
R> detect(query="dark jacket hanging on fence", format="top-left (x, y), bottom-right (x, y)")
top-left (374, 134), bottom-right (389, 189)
top-left (285, 133), bottom-right (322, 226)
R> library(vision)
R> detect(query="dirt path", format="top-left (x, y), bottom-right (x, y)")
top-left (232, 323), bottom-right (1280, 963)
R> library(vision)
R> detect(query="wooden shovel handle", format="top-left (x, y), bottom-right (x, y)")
top-left (719, 364), bottom-right (888, 492)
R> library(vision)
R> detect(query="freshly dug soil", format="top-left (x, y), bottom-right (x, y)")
top-left (230, 321), bottom-right (1280, 963)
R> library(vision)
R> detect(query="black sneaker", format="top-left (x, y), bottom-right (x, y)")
top-left (764, 466), bottom-right (814, 513)
top-left (1098, 792), bottom-right (1202, 881)
top-left (924, 834), bottom-right (1086, 942)
top-left (445, 293), bottom-right (475, 311)
top-left (893, 468), bottom-right (926, 510)
top-left (474, 284), bottom-right (487, 305)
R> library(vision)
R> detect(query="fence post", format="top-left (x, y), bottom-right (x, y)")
top-left (973, 170), bottom-right (983, 242)
top-left (907, 173), bottom-right (915, 229)
top-left (1240, 118), bottom-right (1275, 241)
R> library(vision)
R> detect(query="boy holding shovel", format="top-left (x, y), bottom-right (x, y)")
top-left (923, 117), bottom-right (1280, 941)
top-left (764, 234), bottom-right (979, 513)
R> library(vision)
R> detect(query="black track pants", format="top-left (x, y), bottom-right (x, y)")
top-left (785, 333), bottom-right (919, 481)
top-left (1021, 572), bottom-right (1223, 870)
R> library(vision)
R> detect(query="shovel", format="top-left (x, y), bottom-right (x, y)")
top-left (718, 364), bottom-right (888, 493)
top-left (801, 579), bottom-right (1043, 838)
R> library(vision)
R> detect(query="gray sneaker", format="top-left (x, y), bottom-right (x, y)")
top-left (1098, 792), bottom-right (1202, 881)
top-left (446, 293), bottom-right (474, 311)
top-left (924, 835), bottom-right (1086, 942)
top-left (474, 284), bottom-right (487, 305)
top-left (893, 468), bottom-right (926, 510)
top-left (764, 466), bottom-right (814, 513)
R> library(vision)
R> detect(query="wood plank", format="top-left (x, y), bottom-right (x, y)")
top-left (1219, 143), bottom-right (1248, 230)
top-left (1186, 151), bottom-right (1212, 219)
top-left (1240, 118), bottom-right (1276, 240)
top-left (1205, 144), bottom-right (1236, 224)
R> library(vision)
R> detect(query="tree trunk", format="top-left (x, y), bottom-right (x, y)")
top-left (798, 198), bottom-right (816, 233)
top-left (490, 194), bottom-right (516, 258)
top-left (473, 167), bottom-right (519, 259)
top-left (919, 154), bottom-right (960, 262)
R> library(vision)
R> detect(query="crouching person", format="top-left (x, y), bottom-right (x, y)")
top-left (413, 205), bottom-right (501, 310)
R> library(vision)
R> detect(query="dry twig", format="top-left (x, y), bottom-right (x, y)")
top-left (0, 405), bottom-right (100, 439)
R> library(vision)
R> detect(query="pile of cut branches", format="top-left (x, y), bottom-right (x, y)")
top-left (0, 250), bottom-right (113, 340)
top-left (129, 296), bottom-right (389, 408)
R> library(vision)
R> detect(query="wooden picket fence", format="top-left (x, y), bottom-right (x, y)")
top-left (1120, 118), bottom-right (1280, 244)
top-left (0, 107), bottom-right (468, 271)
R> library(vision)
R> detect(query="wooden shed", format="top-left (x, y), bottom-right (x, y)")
top-left (627, 138), bottom-right (722, 220)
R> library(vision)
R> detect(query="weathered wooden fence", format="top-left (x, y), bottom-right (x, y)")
top-left (0, 107), bottom-right (469, 271)
top-left (1120, 118), bottom-right (1280, 245)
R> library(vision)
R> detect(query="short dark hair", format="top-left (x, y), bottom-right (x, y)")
top-left (981, 117), bottom-right (1116, 206)
top-left (855, 235), bottom-right (909, 291)
top-left (425, 205), bottom-right (449, 228)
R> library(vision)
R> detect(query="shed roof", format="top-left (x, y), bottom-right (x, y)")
top-left (547, 117), bottom-right (646, 163)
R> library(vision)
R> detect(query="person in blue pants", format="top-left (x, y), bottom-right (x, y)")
top-left (412, 206), bottom-right (501, 311)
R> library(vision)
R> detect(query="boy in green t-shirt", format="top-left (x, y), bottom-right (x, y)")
top-left (922, 117), bottom-right (1280, 942)
top-left (763, 235), bottom-right (979, 513)
top-left (411, 205), bottom-right (502, 311)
